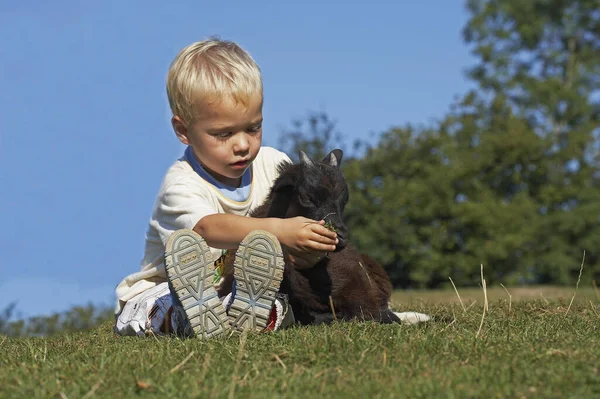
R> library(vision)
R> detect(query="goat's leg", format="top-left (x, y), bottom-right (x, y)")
top-left (307, 311), bottom-right (337, 325)
top-left (378, 308), bottom-right (402, 324)
top-left (308, 310), bottom-right (372, 325)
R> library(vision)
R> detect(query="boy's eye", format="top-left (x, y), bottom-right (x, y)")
top-left (214, 132), bottom-right (232, 139)
top-left (247, 124), bottom-right (262, 133)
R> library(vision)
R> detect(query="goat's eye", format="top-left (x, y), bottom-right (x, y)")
top-left (299, 194), bottom-right (316, 207)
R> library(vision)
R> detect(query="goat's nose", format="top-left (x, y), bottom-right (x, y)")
top-left (335, 225), bottom-right (347, 238)
top-left (334, 227), bottom-right (348, 250)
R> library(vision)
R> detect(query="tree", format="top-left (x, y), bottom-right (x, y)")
top-left (278, 111), bottom-right (351, 162)
top-left (343, 124), bottom-right (462, 287)
top-left (0, 302), bottom-right (113, 337)
top-left (438, 93), bottom-right (546, 285)
top-left (344, 99), bottom-right (546, 288)
top-left (274, 0), bottom-right (600, 287)
top-left (463, 0), bottom-right (600, 282)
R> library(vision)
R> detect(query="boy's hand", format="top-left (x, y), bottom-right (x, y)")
top-left (274, 217), bottom-right (338, 269)
top-left (277, 217), bottom-right (338, 254)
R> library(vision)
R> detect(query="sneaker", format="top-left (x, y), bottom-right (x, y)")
top-left (265, 293), bottom-right (296, 331)
top-left (221, 290), bottom-right (296, 332)
top-left (228, 230), bottom-right (285, 332)
top-left (164, 229), bottom-right (229, 339)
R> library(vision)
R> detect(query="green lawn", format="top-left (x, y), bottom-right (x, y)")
top-left (2, 287), bottom-right (599, 398)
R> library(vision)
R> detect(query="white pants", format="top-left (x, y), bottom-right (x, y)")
top-left (114, 283), bottom-right (180, 336)
top-left (114, 282), bottom-right (294, 336)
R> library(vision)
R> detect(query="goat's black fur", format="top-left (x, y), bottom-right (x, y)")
top-left (219, 149), bottom-right (400, 325)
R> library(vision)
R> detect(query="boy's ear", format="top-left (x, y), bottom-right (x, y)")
top-left (172, 116), bottom-right (190, 145)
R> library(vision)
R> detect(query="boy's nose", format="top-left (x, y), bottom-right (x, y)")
top-left (233, 134), bottom-right (250, 152)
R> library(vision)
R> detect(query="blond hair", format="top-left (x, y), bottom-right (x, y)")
top-left (166, 38), bottom-right (263, 123)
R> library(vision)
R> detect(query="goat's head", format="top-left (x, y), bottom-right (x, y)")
top-left (267, 149), bottom-right (350, 250)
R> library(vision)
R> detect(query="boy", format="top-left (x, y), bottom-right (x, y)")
top-left (114, 38), bottom-right (338, 338)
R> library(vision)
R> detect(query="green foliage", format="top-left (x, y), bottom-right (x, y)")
top-left (278, 0), bottom-right (600, 288)
top-left (0, 302), bottom-right (113, 337)
top-left (2, 297), bottom-right (599, 398)
top-left (461, 0), bottom-right (600, 284)
top-left (323, 219), bottom-right (337, 233)
top-left (343, 124), bottom-right (460, 287)
top-left (278, 111), bottom-right (355, 163)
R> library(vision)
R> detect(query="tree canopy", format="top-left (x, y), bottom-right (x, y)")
top-left (280, 0), bottom-right (600, 288)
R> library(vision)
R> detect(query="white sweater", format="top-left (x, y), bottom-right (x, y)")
top-left (114, 146), bottom-right (291, 313)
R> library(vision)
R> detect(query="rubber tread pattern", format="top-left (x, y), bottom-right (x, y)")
top-left (228, 230), bottom-right (285, 332)
top-left (164, 229), bottom-right (228, 339)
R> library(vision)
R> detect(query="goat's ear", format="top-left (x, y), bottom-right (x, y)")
top-left (299, 151), bottom-right (314, 167)
top-left (272, 173), bottom-right (295, 192)
top-left (267, 173), bottom-right (295, 218)
top-left (322, 149), bottom-right (343, 168)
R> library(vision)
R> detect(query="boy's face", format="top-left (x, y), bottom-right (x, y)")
top-left (172, 94), bottom-right (263, 187)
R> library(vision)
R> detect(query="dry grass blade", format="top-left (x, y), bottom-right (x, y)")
top-left (228, 331), bottom-right (248, 399)
top-left (147, 329), bottom-right (161, 343)
top-left (593, 280), bottom-right (600, 301)
top-left (565, 251), bottom-right (585, 317)
top-left (442, 318), bottom-right (457, 331)
top-left (482, 264), bottom-right (489, 313)
top-left (466, 300), bottom-right (478, 311)
top-left (82, 379), bottom-right (103, 399)
top-left (449, 277), bottom-right (466, 313)
top-left (198, 353), bottom-right (211, 383)
top-left (272, 354), bottom-right (287, 370)
top-left (322, 212), bottom-right (336, 220)
top-left (358, 262), bottom-right (373, 287)
top-left (169, 351), bottom-right (195, 374)
top-left (500, 283), bottom-right (512, 313)
top-left (589, 300), bottom-right (600, 318)
top-left (475, 263), bottom-right (488, 339)
top-left (329, 296), bottom-right (337, 321)
top-left (59, 392), bottom-right (69, 399)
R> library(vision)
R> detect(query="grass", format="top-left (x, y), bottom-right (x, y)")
top-left (390, 285), bottom-right (599, 305)
top-left (2, 286), bottom-right (599, 398)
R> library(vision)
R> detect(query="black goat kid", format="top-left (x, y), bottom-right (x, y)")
top-left (219, 149), bottom-right (401, 325)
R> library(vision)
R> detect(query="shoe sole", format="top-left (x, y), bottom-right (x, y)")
top-left (228, 230), bottom-right (285, 332)
top-left (164, 229), bottom-right (228, 339)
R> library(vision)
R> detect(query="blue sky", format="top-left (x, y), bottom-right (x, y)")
top-left (0, 1), bottom-right (476, 317)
